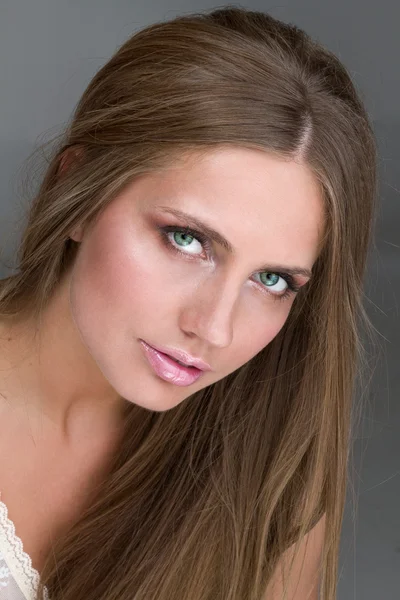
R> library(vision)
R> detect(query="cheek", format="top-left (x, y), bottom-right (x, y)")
top-left (68, 217), bottom-right (183, 362)
top-left (70, 229), bottom-right (154, 342)
top-left (220, 302), bottom-right (293, 377)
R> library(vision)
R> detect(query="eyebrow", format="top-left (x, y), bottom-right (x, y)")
top-left (156, 205), bottom-right (313, 279)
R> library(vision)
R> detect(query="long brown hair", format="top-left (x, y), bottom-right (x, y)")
top-left (0, 6), bottom-right (377, 599)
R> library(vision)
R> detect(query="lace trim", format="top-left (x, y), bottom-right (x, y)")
top-left (0, 550), bottom-right (12, 587)
top-left (0, 495), bottom-right (49, 600)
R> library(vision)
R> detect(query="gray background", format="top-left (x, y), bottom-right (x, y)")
top-left (0, 1), bottom-right (399, 598)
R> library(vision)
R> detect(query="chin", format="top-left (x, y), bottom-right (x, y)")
top-left (126, 396), bottom-right (184, 413)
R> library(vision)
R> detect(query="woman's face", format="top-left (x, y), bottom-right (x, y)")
top-left (69, 146), bottom-right (324, 412)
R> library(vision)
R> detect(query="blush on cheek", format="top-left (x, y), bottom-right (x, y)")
top-left (257, 308), bottom-right (292, 349)
top-left (229, 313), bottom-right (288, 374)
top-left (260, 322), bottom-right (284, 349)
top-left (78, 215), bottom-right (173, 337)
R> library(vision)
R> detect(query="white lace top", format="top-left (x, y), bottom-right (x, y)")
top-left (0, 495), bottom-right (48, 600)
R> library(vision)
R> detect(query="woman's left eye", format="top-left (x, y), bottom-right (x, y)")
top-left (255, 272), bottom-right (288, 294)
top-left (158, 225), bottom-right (300, 301)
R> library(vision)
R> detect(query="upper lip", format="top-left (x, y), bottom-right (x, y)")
top-left (141, 340), bottom-right (212, 371)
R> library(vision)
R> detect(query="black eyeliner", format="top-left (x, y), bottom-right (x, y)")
top-left (158, 223), bottom-right (302, 297)
top-left (159, 224), bottom-right (210, 250)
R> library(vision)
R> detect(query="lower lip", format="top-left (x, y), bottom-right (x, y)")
top-left (139, 340), bottom-right (204, 387)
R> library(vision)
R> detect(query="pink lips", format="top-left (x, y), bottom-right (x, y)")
top-left (139, 340), bottom-right (204, 387)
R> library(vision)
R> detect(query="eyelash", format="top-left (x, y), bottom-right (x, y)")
top-left (158, 225), bottom-right (301, 302)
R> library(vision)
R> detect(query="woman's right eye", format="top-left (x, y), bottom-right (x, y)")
top-left (159, 225), bottom-right (211, 259)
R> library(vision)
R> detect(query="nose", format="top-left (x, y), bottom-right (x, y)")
top-left (178, 273), bottom-right (239, 350)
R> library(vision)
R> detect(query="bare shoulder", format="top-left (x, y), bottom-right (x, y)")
top-left (263, 513), bottom-right (326, 600)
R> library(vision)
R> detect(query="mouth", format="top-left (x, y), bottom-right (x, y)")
top-left (139, 340), bottom-right (205, 387)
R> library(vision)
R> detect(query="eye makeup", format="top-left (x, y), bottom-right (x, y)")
top-left (157, 223), bottom-right (303, 302)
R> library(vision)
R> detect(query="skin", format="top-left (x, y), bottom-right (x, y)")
top-left (0, 144), bottom-right (325, 575)
top-left (0, 145), bottom-right (324, 434)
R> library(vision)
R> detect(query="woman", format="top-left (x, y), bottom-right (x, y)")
top-left (0, 6), bottom-right (377, 600)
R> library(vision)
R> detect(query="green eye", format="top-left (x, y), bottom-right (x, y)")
top-left (173, 232), bottom-right (194, 246)
top-left (260, 273), bottom-right (280, 287)
top-left (257, 272), bottom-right (288, 294)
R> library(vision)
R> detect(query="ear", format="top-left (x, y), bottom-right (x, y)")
top-left (69, 225), bottom-right (84, 243)
top-left (57, 145), bottom-right (84, 179)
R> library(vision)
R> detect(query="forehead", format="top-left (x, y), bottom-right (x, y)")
top-left (126, 146), bottom-right (325, 267)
